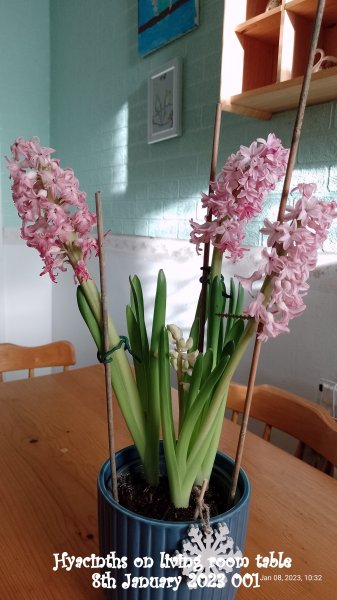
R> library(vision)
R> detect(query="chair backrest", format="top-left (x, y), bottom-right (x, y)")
top-left (227, 383), bottom-right (337, 474)
top-left (0, 341), bottom-right (76, 382)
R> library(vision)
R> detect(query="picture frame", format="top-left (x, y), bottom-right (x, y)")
top-left (147, 57), bottom-right (182, 144)
top-left (138, 1), bottom-right (199, 56)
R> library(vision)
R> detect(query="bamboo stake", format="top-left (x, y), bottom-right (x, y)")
top-left (95, 191), bottom-right (119, 503)
top-left (198, 102), bottom-right (222, 352)
top-left (227, 0), bottom-right (327, 508)
top-left (277, 0), bottom-right (327, 222)
top-left (226, 330), bottom-right (262, 509)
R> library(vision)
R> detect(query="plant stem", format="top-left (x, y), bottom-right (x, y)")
top-left (177, 353), bottom-right (184, 433)
top-left (195, 390), bottom-right (228, 485)
top-left (78, 277), bottom-right (147, 461)
top-left (210, 246), bottom-right (223, 281)
top-left (159, 328), bottom-right (183, 505)
top-left (186, 318), bottom-right (258, 474)
top-left (145, 270), bottom-right (167, 486)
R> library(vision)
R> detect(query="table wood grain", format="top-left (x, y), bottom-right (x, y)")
top-left (0, 365), bottom-right (336, 599)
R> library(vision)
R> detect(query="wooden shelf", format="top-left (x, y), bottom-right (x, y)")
top-left (222, 66), bottom-right (337, 120)
top-left (235, 6), bottom-right (282, 44)
top-left (285, 0), bottom-right (337, 26)
top-left (220, 0), bottom-right (337, 120)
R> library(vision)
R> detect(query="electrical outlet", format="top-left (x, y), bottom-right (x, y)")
top-left (317, 379), bottom-right (337, 419)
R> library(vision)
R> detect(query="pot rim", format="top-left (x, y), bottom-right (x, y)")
top-left (98, 444), bottom-right (250, 527)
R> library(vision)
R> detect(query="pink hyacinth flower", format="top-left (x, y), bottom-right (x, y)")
top-left (190, 134), bottom-right (289, 261)
top-left (7, 137), bottom-right (98, 283)
top-left (242, 183), bottom-right (337, 342)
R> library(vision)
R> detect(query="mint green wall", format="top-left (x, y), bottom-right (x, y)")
top-left (2, 0), bottom-right (337, 249)
top-left (50, 0), bottom-right (223, 238)
top-left (50, 0), bottom-right (337, 247)
top-left (0, 0), bottom-right (50, 227)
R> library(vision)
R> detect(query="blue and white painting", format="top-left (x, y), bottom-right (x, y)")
top-left (138, 0), bottom-right (199, 56)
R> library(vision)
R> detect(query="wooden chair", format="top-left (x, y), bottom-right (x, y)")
top-left (227, 383), bottom-right (337, 476)
top-left (0, 341), bottom-right (76, 382)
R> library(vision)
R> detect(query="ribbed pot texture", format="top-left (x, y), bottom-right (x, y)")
top-left (98, 444), bottom-right (250, 600)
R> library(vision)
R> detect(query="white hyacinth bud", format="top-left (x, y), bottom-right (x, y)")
top-left (170, 357), bottom-right (178, 371)
top-left (185, 337), bottom-right (193, 350)
top-left (167, 324), bottom-right (198, 379)
top-left (167, 324), bottom-right (182, 341)
top-left (182, 359), bottom-right (189, 372)
top-left (167, 329), bottom-right (174, 343)
top-left (177, 338), bottom-right (186, 350)
top-left (187, 350), bottom-right (199, 367)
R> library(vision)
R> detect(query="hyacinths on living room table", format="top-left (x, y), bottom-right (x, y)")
top-left (7, 135), bottom-right (337, 510)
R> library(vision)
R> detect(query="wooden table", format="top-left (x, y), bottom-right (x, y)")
top-left (0, 365), bottom-right (336, 599)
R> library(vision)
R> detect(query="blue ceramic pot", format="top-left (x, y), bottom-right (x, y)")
top-left (98, 444), bottom-right (250, 599)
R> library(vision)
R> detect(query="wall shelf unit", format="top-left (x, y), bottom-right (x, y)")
top-left (220, 0), bottom-right (337, 120)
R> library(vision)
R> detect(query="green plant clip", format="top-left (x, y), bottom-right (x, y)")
top-left (97, 335), bottom-right (141, 364)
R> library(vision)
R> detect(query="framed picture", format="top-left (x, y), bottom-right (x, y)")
top-left (138, 0), bottom-right (199, 56)
top-left (148, 57), bottom-right (182, 144)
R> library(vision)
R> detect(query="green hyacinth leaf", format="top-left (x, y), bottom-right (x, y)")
top-left (224, 277), bottom-right (236, 341)
top-left (76, 286), bottom-right (102, 349)
top-left (225, 318), bottom-right (245, 348)
top-left (126, 304), bottom-right (149, 413)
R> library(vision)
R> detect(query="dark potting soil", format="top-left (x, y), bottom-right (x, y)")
top-left (116, 472), bottom-right (228, 521)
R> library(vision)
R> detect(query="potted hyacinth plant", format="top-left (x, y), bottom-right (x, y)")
top-left (6, 135), bottom-right (337, 599)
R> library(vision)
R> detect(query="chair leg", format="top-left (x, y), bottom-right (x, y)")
top-left (262, 423), bottom-right (271, 441)
top-left (295, 441), bottom-right (305, 459)
top-left (231, 411), bottom-right (238, 424)
top-left (324, 461), bottom-right (334, 476)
